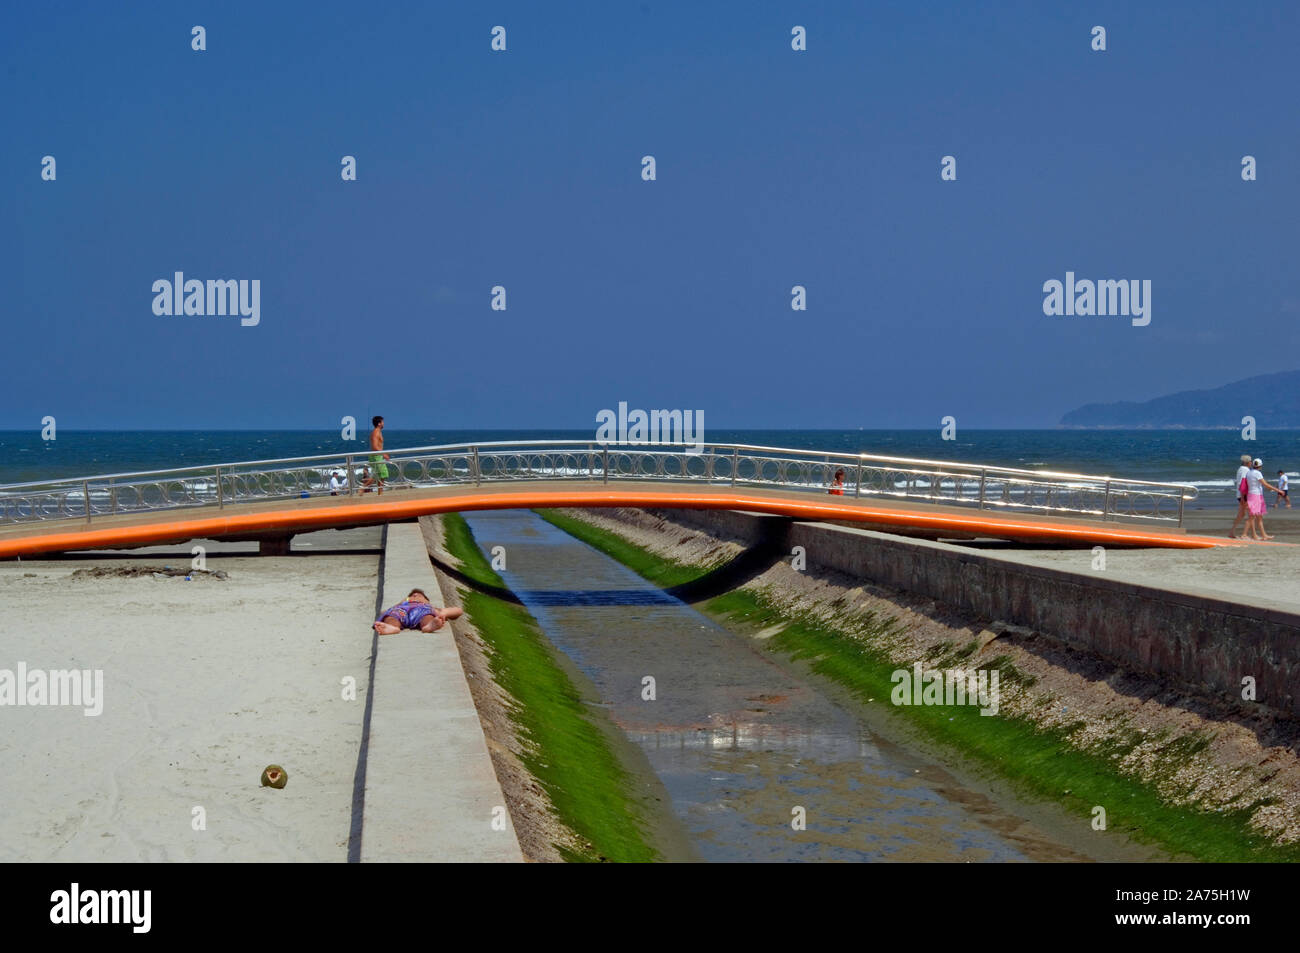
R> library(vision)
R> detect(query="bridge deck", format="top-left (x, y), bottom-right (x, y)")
top-left (0, 481), bottom-right (1227, 555)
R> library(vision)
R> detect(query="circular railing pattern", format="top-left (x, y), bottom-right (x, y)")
top-left (0, 442), bottom-right (1197, 528)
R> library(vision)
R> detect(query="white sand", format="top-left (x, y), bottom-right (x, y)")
top-left (0, 528), bottom-right (380, 861)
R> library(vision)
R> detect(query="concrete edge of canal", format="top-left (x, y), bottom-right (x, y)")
top-left (358, 522), bottom-right (523, 863)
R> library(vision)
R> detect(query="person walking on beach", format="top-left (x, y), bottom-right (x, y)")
top-left (1243, 458), bottom-right (1281, 541)
top-left (1276, 470), bottom-right (1291, 509)
top-left (328, 470), bottom-right (347, 495)
top-left (360, 415), bottom-right (389, 494)
top-left (373, 588), bottom-right (463, 634)
top-left (1229, 454), bottom-right (1253, 538)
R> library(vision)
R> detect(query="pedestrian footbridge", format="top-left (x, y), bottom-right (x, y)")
top-left (0, 440), bottom-right (1216, 557)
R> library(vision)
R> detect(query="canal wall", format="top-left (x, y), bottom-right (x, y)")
top-left (644, 509), bottom-right (1300, 720)
top-left (360, 523), bottom-right (522, 862)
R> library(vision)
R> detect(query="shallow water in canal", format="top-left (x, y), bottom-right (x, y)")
top-left (463, 509), bottom-right (1089, 862)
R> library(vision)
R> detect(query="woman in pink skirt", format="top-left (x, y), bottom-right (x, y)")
top-left (1244, 458), bottom-right (1281, 541)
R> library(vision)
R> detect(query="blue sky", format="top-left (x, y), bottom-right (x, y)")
top-left (2, 1), bottom-right (1296, 429)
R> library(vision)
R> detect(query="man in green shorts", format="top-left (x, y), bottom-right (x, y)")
top-left (361, 415), bottom-right (390, 494)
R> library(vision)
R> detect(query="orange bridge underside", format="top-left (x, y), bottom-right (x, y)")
top-left (0, 484), bottom-right (1228, 557)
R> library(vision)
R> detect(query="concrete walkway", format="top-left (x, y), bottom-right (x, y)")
top-left (976, 539), bottom-right (1300, 615)
top-left (359, 523), bottom-right (522, 862)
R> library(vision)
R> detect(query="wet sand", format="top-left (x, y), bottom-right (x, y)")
top-left (0, 528), bottom-right (379, 861)
top-left (1183, 500), bottom-right (1300, 541)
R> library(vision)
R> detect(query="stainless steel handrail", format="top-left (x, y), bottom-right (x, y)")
top-left (0, 439), bottom-right (1200, 493)
top-left (0, 440), bottom-right (1199, 528)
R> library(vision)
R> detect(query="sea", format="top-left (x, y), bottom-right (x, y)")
top-left (1, 429), bottom-right (1297, 510)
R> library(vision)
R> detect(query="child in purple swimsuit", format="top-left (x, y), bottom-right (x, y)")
top-left (373, 588), bottom-right (464, 635)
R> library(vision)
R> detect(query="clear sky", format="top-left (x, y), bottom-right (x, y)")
top-left (2, 1), bottom-right (1296, 430)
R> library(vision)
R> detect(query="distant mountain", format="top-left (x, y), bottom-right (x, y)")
top-left (1060, 370), bottom-right (1300, 429)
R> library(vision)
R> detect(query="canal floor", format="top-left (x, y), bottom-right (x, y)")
top-left (463, 509), bottom-right (1105, 862)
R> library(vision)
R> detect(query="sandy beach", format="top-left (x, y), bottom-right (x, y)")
top-left (1184, 499), bottom-right (1300, 542)
top-left (0, 528), bottom-right (380, 861)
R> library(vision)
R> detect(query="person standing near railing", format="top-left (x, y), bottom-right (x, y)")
top-left (828, 468), bottom-right (845, 495)
top-left (360, 415), bottom-right (389, 495)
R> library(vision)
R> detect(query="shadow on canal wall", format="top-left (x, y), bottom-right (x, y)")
top-left (428, 517), bottom-right (795, 608)
top-left (663, 526), bottom-right (790, 603)
top-left (427, 552), bottom-right (525, 604)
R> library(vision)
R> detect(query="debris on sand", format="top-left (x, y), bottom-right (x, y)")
top-left (261, 765), bottom-right (288, 789)
top-left (70, 566), bottom-right (229, 581)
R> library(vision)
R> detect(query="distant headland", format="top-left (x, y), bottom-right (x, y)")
top-left (1060, 370), bottom-right (1300, 429)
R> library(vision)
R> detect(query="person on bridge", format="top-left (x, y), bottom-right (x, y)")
top-left (373, 588), bottom-right (463, 635)
top-left (829, 468), bottom-right (845, 495)
top-left (360, 415), bottom-right (390, 495)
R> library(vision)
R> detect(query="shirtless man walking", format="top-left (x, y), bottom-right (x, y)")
top-left (360, 415), bottom-right (390, 494)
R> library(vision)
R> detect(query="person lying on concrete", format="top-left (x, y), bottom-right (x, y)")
top-left (372, 588), bottom-right (463, 634)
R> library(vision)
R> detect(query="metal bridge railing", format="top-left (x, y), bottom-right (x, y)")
top-left (0, 440), bottom-right (1197, 528)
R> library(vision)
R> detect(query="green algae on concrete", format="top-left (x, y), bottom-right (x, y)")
top-left (440, 512), bottom-right (659, 862)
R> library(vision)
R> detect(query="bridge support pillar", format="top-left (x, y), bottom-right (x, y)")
top-left (258, 534), bottom-right (293, 556)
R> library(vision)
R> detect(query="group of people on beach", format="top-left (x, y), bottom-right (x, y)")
top-left (1229, 454), bottom-right (1290, 540)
